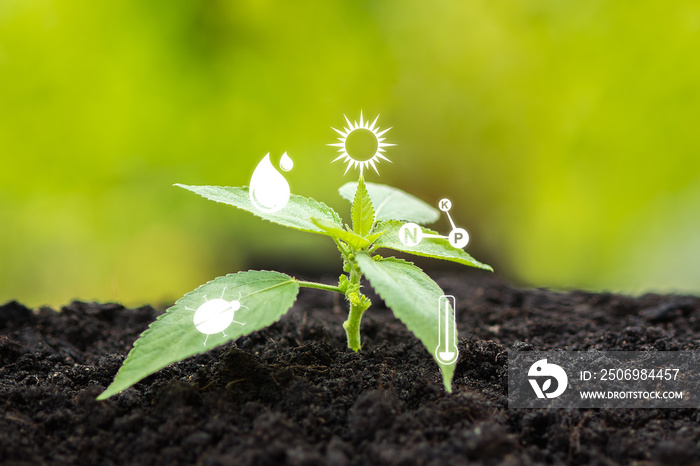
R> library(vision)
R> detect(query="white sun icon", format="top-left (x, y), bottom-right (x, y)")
top-left (329, 112), bottom-right (395, 176)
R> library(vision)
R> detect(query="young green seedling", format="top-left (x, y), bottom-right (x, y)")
top-left (98, 114), bottom-right (492, 400)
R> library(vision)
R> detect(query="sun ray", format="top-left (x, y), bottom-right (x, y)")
top-left (376, 127), bottom-right (392, 137)
top-left (344, 115), bottom-right (354, 129)
top-left (369, 115), bottom-right (380, 131)
top-left (331, 127), bottom-right (348, 137)
top-left (369, 159), bottom-right (379, 174)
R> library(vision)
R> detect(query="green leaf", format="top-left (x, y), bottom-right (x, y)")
top-left (351, 177), bottom-right (375, 237)
top-left (374, 221), bottom-right (493, 271)
top-left (176, 184), bottom-right (343, 236)
top-left (355, 253), bottom-right (457, 392)
top-left (311, 217), bottom-right (370, 250)
top-left (339, 181), bottom-right (439, 224)
top-left (365, 230), bottom-right (386, 244)
top-left (98, 271), bottom-right (299, 399)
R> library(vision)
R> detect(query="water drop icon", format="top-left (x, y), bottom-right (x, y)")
top-left (279, 152), bottom-right (294, 172)
top-left (249, 153), bottom-right (292, 213)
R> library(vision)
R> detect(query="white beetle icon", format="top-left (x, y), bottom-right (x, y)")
top-left (186, 287), bottom-right (247, 346)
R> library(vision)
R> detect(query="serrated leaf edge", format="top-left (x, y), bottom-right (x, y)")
top-left (354, 253), bottom-right (454, 392)
top-left (310, 217), bottom-right (370, 249)
top-left (374, 220), bottom-right (494, 271)
top-left (338, 181), bottom-right (440, 225)
top-left (351, 177), bottom-right (375, 237)
top-left (175, 184), bottom-right (344, 234)
top-left (98, 270), bottom-right (299, 399)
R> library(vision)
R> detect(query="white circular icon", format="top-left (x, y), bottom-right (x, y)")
top-left (398, 223), bottom-right (423, 247)
top-left (439, 198), bottom-right (452, 212)
top-left (448, 228), bottom-right (469, 249)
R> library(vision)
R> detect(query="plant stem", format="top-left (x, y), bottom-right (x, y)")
top-left (343, 304), bottom-right (362, 353)
top-left (297, 281), bottom-right (343, 294)
top-left (343, 300), bottom-right (365, 351)
top-left (341, 256), bottom-right (370, 351)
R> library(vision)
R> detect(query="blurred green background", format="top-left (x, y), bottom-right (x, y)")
top-left (2, 0), bottom-right (699, 307)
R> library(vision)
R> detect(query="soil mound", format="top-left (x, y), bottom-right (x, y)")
top-left (2, 272), bottom-right (699, 465)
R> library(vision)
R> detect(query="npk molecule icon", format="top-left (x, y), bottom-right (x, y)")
top-left (399, 198), bottom-right (469, 249)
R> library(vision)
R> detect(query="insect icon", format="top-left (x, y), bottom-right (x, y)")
top-left (186, 287), bottom-right (247, 346)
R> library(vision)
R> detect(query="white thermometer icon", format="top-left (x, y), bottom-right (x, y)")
top-left (435, 295), bottom-right (459, 365)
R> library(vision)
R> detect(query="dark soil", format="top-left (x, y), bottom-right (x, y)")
top-left (2, 271), bottom-right (700, 466)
